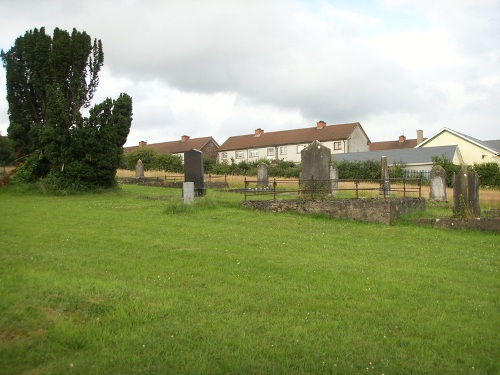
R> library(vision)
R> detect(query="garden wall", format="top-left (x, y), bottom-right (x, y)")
top-left (241, 198), bottom-right (425, 225)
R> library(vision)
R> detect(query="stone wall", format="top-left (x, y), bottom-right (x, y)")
top-left (241, 198), bottom-right (425, 225)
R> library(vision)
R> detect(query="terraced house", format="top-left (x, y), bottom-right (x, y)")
top-left (217, 121), bottom-right (370, 164)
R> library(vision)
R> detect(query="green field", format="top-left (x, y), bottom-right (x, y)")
top-left (0, 184), bottom-right (498, 374)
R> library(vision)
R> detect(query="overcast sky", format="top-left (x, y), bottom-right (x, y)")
top-left (1, 0), bottom-right (499, 147)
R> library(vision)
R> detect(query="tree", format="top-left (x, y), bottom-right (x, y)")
top-left (1, 27), bottom-right (132, 189)
top-left (0, 132), bottom-right (15, 165)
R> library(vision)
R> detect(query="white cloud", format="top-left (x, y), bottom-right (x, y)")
top-left (0, 0), bottom-right (499, 146)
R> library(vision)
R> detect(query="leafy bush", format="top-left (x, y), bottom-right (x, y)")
top-left (122, 147), bottom-right (183, 173)
top-left (335, 160), bottom-right (381, 179)
top-left (472, 162), bottom-right (500, 188)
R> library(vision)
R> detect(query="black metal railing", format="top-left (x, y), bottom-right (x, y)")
top-left (244, 177), bottom-right (422, 201)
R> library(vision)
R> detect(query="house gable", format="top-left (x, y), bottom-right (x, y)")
top-left (416, 128), bottom-right (500, 165)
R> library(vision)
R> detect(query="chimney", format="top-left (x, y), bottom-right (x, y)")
top-left (139, 141), bottom-right (147, 147)
top-left (181, 135), bottom-right (190, 142)
top-left (399, 135), bottom-right (406, 143)
top-left (316, 121), bottom-right (326, 129)
top-left (254, 128), bottom-right (264, 137)
top-left (416, 130), bottom-right (424, 145)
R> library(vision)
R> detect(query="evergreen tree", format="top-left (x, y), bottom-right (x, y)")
top-left (1, 27), bottom-right (132, 189)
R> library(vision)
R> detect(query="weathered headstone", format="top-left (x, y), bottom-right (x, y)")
top-left (184, 149), bottom-right (205, 196)
top-left (135, 159), bottom-right (144, 178)
top-left (453, 165), bottom-right (480, 217)
top-left (299, 140), bottom-right (331, 195)
top-left (330, 164), bottom-right (339, 196)
top-left (429, 165), bottom-right (447, 201)
top-left (380, 156), bottom-right (391, 196)
top-left (257, 163), bottom-right (269, 187)
top-left (183, 182), bottom-right (195, 204)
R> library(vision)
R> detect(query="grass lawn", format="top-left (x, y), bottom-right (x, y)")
top-left (0, 183), bottom-right (498, 374)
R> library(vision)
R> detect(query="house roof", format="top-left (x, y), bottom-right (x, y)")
top-left (417, 127), bottom-right (500, 155)
top-left (332, 145), bottom-right (462, 166)
top-left (369, 138), bottom-right (421, 151)
top-left (124, 136), bottom-right (219, 154)
top-left (218, 122), bottom-right (366, 152)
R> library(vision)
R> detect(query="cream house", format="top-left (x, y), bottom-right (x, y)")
top-left (217, 121), bottom-right (370, 164)
top-left (416, 128), bottom-right (500, 165)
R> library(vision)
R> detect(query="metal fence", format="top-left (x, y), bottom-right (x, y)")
top-left (244, 177), bottom-right (422, 201)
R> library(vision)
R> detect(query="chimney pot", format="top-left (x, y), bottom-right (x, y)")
top-left (316, 121), bottom-right (326, 129)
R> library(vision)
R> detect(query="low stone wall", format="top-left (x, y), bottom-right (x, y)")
top-left (416, 218), bottom-right (500, 232)
top-left (241, 198), bottom-right (425, 225)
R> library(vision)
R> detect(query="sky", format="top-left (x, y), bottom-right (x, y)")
top-left (0, 0), bottom-right (499, 147)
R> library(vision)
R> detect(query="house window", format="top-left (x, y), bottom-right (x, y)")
top-left (334, 142), bottom-right (342, 150)
top-left (249, 149), bottom-right (259, 158)
top-left (297, 144), bottom-right (306, 153)
top-left (267, 147), bottom-right (274, 157)
top-left (220, 152), bottom-right (228, 161)
top-left (235, 151), bottom-right (245, 159)
top-left (279, 146), bottom-right (287, 155)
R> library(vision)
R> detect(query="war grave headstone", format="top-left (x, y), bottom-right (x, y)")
top-left (183, 182), bottom-right (195, 204)
top-left (380, 156), bottom-right (391, 196)
top-left (135, 159), bottom-right (144, 178)
top-left (453, 165), bottom-right (480, 217)
top-left (184, 149), bottom-right (206, 196)
top-left (429, 165), bottom-right (447, 202)
top-left (299, 140), bottom-right (331, 195)
top-left (257, 163), bottom-right (269, 188)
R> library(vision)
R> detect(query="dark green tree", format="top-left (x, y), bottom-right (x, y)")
top-left (1, 27), bottom-right (132, 189)
top-left (0, 132), bottom-right (15, 165)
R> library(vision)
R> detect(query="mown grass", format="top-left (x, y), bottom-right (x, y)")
top-left (0, 183), bottom-right (499, 374)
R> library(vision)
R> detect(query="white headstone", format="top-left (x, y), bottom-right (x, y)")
top-left (183, 182), bottom-right (195, 204)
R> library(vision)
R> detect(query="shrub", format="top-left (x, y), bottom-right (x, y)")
top-left (472, 162), bottom-right (500, 188)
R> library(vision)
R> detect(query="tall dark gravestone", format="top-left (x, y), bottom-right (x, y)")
top-left (184, 149), bottom-right (206, 196)
top-left (453, 165), bottom-right (480, 217)
top-left (299, 140), bottom-right (331, 195)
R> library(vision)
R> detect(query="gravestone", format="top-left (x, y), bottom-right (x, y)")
top-left (183, 182), bottom-right (195, 204)
top-left (380, 156), bottom-right (391, 196)
top-left (184, 149), bottom-right (205, 196)
top-left (257, 163), bottom-right (269, 187)
top-left (135, 159), bottom-right (144, 178)
top-left (453, 166), bottom-right (480, 217)
top-left (330, 164), bottom-right (339, 196)
top-left (429, 165), bottom-right (447, 201)
top-left (299, 140), bottom-right (331, 194)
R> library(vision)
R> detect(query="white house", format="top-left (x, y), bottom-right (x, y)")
top-left (217, 121), bottom-right (370, 164)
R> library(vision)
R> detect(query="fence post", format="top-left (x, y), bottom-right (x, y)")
top-left (355, 180), bottom-right (359, 199)
top-left (244, 177), bottom-right (247, 201)
top-left (273, 178), bottom-right (277, 200)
